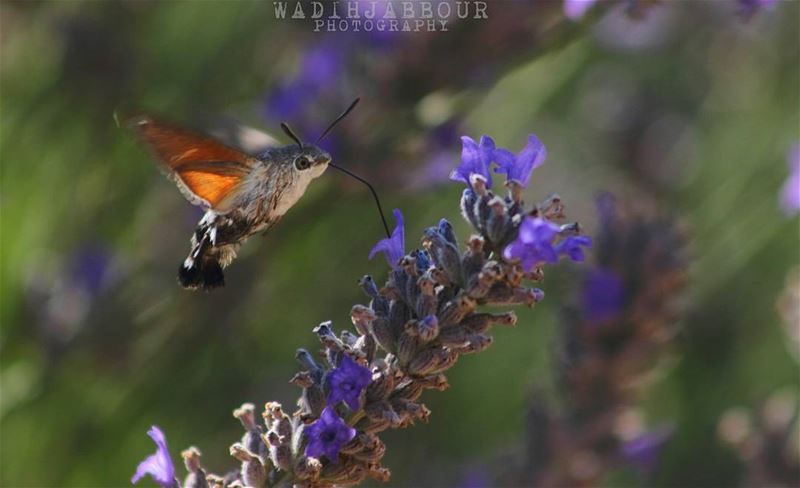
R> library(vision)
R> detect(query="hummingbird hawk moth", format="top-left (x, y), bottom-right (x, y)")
top-left (125, 99), bottom-right (390, 291)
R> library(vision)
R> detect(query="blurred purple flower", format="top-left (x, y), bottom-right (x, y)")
top-left (369, 208), bottom-right (405, 268)
top-left (582, 268), bottom-right (625, 324)
top-left (493, 134), bottom-right (547, 188)
top-left (621, 427), bottom-right (673, 476)
top-left (564, 0), bottom-right (598, 20)
top-left (304, 406), bottom-right (357, 462)
top-left (780, 144), bottom-right (800, 216)
top-left (450, 135), bottom-right (496, 188)
top-left (503, 217), bottom-right (561, 271)
top-left (265, 43), bottom-right (343, 121)
top-left (326, 355), bottom-right (372, 410)
top-left (70, 245), bottom-right (113, 294)
top-left (739, 0), bottom-right (778, 18)
top-left (460, 467), bottom-right (491, 488)
top-left (132, 426), bottom-right (177, 488)
top-left (556, 235), bottom-right (593, 262)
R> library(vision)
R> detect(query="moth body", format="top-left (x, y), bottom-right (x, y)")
top-left (128, 113), bottom-right (331, 291)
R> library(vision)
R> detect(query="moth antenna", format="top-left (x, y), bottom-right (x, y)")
top-left (328, 162), bottom-right (391, 238)
top-left (281, 122), bottom-right (303, 148)
top-left (316, 98), bottom-right (360, 144)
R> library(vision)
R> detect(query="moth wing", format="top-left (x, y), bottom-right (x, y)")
top-left (128, 115), bottom-right (260, 213)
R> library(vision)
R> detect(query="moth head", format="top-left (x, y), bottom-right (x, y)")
top-left (292, 145), bottom-right (331, 177)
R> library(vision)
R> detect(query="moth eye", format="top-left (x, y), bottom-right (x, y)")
top-left (294, 156), bottom-right (312, 170)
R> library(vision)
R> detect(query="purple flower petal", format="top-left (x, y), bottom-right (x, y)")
top-left (556, 235), bottom-right (593, 262)
top-left (503, 217), bottom-right (562, 271)
top-left (304, 406), bottom-right (356, 462)
top-left (369, 209), bottom-right (405, 268)
top-left (132, 426), bottom-right (176, 488)
top-left (450, 135), bottom-right (494, 188)
top-left (494, 134), bottom-right (547, 188)
top-left (326, 355), bottom-right (372, 411)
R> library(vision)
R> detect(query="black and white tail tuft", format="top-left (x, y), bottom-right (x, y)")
top-left (178, 226), bottom-right (225, 291)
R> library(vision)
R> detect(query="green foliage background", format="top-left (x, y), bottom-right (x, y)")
top-left (1, 1), bottom-right (798, 486)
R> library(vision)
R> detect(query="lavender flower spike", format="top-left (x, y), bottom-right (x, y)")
top-left (450, 135), bottom-right (496, 188)
top-left (780, 143), bottom-right (800, 216)
top-left (304, 406), bottom-right (357, 462)
top-left (326, 354), bottom-right (372, 410)
top-left (494, 134), bottom-right (547, 188)
top-left (369, 208), bottom-right (405, 268)
top-left (132, 426), bottom-right (178, 488)
top-left (503, 217), bottom-right (561, 271)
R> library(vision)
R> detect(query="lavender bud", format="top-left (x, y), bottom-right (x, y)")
top-left (391, 398), bottom-right (431, 424)
top-left (351, 441), bottom-right (387, 463)
top-left (359, 275), bottom-right (380, 298)
top-left (393, 381), bottom-right (424, 402)
top-left (416, 373), bottom-right (450, 391)
top-left (415, 315), bottom-right (440, 342)
top-left (355, 413), bottom-right (391, 434)
top-left (461, 188), bottom-right (481, 230)
top-left (486, 196), bottom-right (510, 245)
top-left (506, 180), bottom-right (524, 205)
top-left (299, 382), bottom-right (326, 418)
top-left (289, 371), bottom-right (315, 388)
top-left (408, 347), bottom-right (457, 376)
top-left (295, 349), bottom-right (321, 375)
top-left (430, 266), bottom-right (452, 287)
top-left (438, 295), bottom-right (477, 326)
top-left (462, 235), bottom-right (486, 277)
top-left (366, 369), bottom-right (395, 402)
top-left (456, 334), bottom-right (493, 354)
top-left (423, 229), bottom-right (463, 285)
top-left (360, 276), bottom-right (390, 316)
top-left (539, 193), bottom-right (565, 220)
top-left (354, 333), bottom-right (377, 364)
top-left (367, 466), bottom-right (392, 482)
top-left (438, 219), bottom-right (458, 245)
top-left (229, 443), bottom-right (266, 488)
top-left (474, 193), bottom-right (491, 234)
top-left (293, 456), bottom-right (322, 481)
top-left (233, 403), bottom-right (257, 431)
top-left (234, 403), bottom-right (266, 458)
top-left (340, 330), bottom-right (359, 347)
top-left (264, 402), bottom-right (292, 440)
top-left (460, 311), bottom-right (518, 334)
top-left (415, 293), bottom-right (438, 319)
top-left (397, 324), bottom-right (421, 366)
top-left (437, 325), bottom-right (469, 346)
top-left (469, 173), bottom-right (489, 196)
top-left (417, 272), bottom-right (436, 295)
top-left (350, 305), bottom-right (376, 336)
top-left (485, 284), bottom-right (543, 306)
top-left (370, 316), bottom-right (396, 354)
top-left (365, 400), bottom-right (402, 427)
top-left (181, 447), bottom-right (208, 488)
top-left (265, 431), bottom-right (292, 471)
top-left (388, 300), bottom-right (412, 338)
top-left (205, 474), bottom-right (225, 488)
top-left (314, 321), bottom-right (344, 351)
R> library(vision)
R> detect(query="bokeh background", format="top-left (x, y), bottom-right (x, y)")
top-left (1, 0), bottom-right (798, 486)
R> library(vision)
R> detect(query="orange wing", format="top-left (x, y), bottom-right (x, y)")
top-left (127, 115), bottom-right (258, 212)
